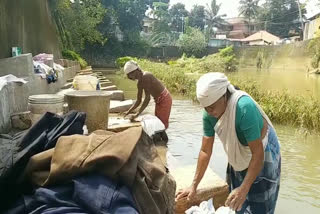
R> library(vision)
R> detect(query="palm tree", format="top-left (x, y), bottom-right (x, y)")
top-left (239, 0), bottom-right (260, 35)
top-left (205, 0), bottom-right (227, 40)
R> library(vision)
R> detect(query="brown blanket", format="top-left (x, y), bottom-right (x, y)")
top-left (22, 127), bottom-right (176, 214)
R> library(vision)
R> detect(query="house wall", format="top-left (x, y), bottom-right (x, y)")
top-left (208, 39), bottom-right (243, 47)
top-left (248, 40), bottom-right (265, 46)
top-left (227, 18), bottom-right (258, 39)
top-left (304, 17), bottom-right (320, 40)
top-left (143, 19), bottom-right (154, 33)
top-left (233, 21), bottom-right (249, 32)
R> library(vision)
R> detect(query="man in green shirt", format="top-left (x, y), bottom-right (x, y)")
top-left (203, 96), bottom-right (264, 146)
top-left (176, 72), bottom-right (281, 214)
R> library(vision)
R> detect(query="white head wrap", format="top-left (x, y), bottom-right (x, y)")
top-left (196, 72), bottom-right (236, 107)
top-left (124, 60), bottom-right (139, 75)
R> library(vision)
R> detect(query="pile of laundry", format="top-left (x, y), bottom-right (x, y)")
top-left (33, 53), bottom-right (65, 84)
top-left (186, 199), bottom-right (235, 214)
top-left (0, 111), bottom-right (176, 214)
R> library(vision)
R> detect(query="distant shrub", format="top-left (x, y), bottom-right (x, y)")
top-left (62, 50), bottom-right (88, 69)
top-left (115, 56), bottom-right (138, 68)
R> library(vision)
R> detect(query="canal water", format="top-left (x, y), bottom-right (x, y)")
top-left (104, 70), bottom-right (320, 214)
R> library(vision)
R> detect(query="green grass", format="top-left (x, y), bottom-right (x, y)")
top-left (137, 58), bottom-right (197, 99)
top-left (229, 78), bottom-right (320, 132)
top-left (62, 50), bottom-right (88, 69)
top-left (168, 46), bottom-right (238, 73)
top-left (139, 58), bottom-right (320, 132)
top-left (116, 53), bottom-right (320, 133)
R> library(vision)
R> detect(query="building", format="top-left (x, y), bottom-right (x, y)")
top-left (304, 12), bottom-right (320, 40)
top-left (208, 38), bottom-right (243, 47)
top-left (213, 17), bottom-right (259, 40)
top-left (142, 17), bottom-right (156, 34)
top-left (242, 31), bottom-right (280, 46)
top-left (225, 17), bottom-right (258, 39)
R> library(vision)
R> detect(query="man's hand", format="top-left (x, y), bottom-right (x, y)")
top-left (175, 185), bottom-right (197, 202)
top-left (129, 113), bottom-right (139, 121)
top-left (225, 187), bottom-right (248, 211)
top-left (121, 111), bottom-right (130, 118)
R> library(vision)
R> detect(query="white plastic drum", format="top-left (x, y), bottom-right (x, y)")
top-left (73, 75), bottom-right (99, 91)
top-left (28, 94), bottom-right (64, 124)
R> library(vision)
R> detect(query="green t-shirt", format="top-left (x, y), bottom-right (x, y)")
top-left (202, 96), bottom-right (263, 146)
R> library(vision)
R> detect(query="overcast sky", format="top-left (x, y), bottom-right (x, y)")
top-left (169, 0), bottom-right (320, 19)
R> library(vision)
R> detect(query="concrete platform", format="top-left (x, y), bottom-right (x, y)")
top-left (99, 79), bottom-right (111, 83)
top-left (93, 68), bottom-right (117, 74)
top-left (78, 72), bottom-right (93, 75)
top-left (61, 82), bottom-right (73, 90)
top-left (81, 67), bottom-right (93, 73)
top-left (101, 85), bottom-right (117, 91)
top-left (107, 116), bottom-right (141, 132)
top-left (109, 100), bottom-right (133, 113)
top-left (100, 81), bottom-right (113, 87)
top-left (57, 88), bottom-right (75, 98)
top-left (11, 111), bottom-right (32, 130)
top-left (108, 90), bottom-right (125, 101)
top-left (98, 77), bottom-right (108, 81)
top-left (172, 165), bottom-right (229, 214)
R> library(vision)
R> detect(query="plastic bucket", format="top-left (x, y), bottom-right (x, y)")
top-left (28, 94), bottom-right (64, 124)
top-left (73, 75), bottom-right (99, 91)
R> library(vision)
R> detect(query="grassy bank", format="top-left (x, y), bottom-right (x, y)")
top-left (137, 59), bottom-right (197, 99)
top-left (230, 78), bottom-right (320, 132)
top-left (118, 54), bottom-right (320, 133)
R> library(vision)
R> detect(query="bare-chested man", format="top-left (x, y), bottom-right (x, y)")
top-left (123, 60), bottom-right (172, 129)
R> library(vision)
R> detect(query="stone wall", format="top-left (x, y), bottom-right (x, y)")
top-left (0, 0), bottom-right (61, 59)
top-left (234, 40), bottom-right (313, 71)
top-left (0, 54), bottom-right (80, 134)
top-left (83, 45), bottom-right (221, 68)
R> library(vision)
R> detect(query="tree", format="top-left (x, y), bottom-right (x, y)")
top-left (189, 5), bottom-right (206, 30)
top-left (205, 0), bottom-right (227, 40)
top-left (100, 0), bottom-right (148, 43)
top-left (50, 0), bottom-right (107, 51)
top-left (238, 0), bottom-right (260, 34)
top-left (146, 0), bottom-right (169, 8)
top-left (151, 2), bottom-right (171, 33)
top-left (257, 0), bottom-right (306, 38)
top-left (98, 0), bottom-right (166, 43)
top-left (178, 27), bottom-right (207, 57)
top-left (169, 3), bottom-right (189, 32)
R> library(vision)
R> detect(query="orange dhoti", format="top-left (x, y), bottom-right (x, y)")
top-left (154, 88), bottom-right (172, 129)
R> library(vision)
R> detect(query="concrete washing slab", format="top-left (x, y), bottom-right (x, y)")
top-left (109, 100), bottom-right (133, 113)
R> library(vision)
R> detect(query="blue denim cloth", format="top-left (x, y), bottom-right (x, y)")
top-left (0, 111), bottom-right (86, 212)
top-left (5, 174), bottom-right (138, 214)
top-left (227, 125), bottom-right (281, 214)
